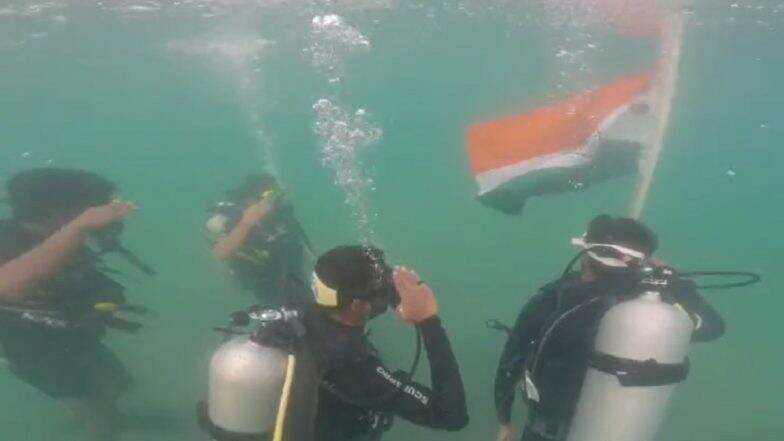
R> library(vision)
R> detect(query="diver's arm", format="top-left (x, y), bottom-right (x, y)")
top-left (382, 316), bottom-right (469, 430)
top-left (213, 197), bottom-right (273, 260)
top-left (0, 202), bottom-right (132, 301)
top-left (674, 280), bottom-right (726, 342)
top-left (494, 292), bottom-right (552, 425)
top-left (412, 316), bottom-right (469, 430)
top-left (366, 267), bottom-right (467, 430)
top-left (213, 218), bottom-right (256, 260)
top-left (326, 317), bottom-right (468, 431)
top-left (0, 222), bottom-right (85, 300)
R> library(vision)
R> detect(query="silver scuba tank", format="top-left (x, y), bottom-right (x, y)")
top-left (567, 290), bottom-right (694, 441)
top-left (208, 336), bottom-right (289, 435)
top-left (206, 214), bottom-right (231, 237)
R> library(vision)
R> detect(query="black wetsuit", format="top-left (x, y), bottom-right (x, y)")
top-left (494, 273), bottom-right (725, 441)
top-left (0, 219), bottom-right (134, 399)
top-left (306, 308), bottom-right (469, 441)
top-left (215, 206), bottom-right (309, 306)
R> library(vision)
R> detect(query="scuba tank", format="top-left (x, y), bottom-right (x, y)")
top-left (486, 235), bottom-right (759, 441)
top-left (206, 213), bottom-right (231, 236)
top-left (566, 266), bottom-right (694, 441)
top-left (208, 337), bottom-right (290, 435)
top-left (206, 201), bottom-right (241, 238)
top-left (204, 307), bottom-right (306, 441)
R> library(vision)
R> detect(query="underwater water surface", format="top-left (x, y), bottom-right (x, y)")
top-left (0, 1), bottom-right (782, 440)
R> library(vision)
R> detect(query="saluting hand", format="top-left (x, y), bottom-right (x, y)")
top-left (72, 201), bottom-right (135, 232)
top-left (240, 194), bottom-right (276, 226)
top-left (393, 267), bottom-right (438, 324)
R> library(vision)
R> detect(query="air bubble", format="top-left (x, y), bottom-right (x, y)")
top-left (306, 14), bottom-right (371, 78)
top-left (313, 98), bottom-right (382, 241)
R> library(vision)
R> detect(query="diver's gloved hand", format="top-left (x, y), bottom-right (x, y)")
top-left (239, 193), bottom-right (276, 226)
top-left (393, 267), bottom-right (438, 324)
top-left (72, 201), bottom-right (135, 232)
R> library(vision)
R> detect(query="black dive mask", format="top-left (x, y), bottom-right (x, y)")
top-left (207, 191), bottom-right (285, 224)
top-left (330, 252), bottom-right (399, 319)
top-left (363, 255), bottom-right (400, 319)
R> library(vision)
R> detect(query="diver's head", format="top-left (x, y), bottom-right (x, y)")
top-left (6, 168), bottom-right (117, 233)
top-left (575, 215), bottom-right (658, 280)
top-left (313, 245), bottom-right (397, 327)
top-left (226, 174), bottom-right (280, 209)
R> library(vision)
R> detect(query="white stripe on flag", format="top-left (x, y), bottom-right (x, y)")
top-left (475, 103), bottom-right (636, 195)
top-left (475, 150), bottom-right (591, 195)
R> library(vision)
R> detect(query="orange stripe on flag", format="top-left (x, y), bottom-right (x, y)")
top-left (466, 72), bottom-right (654, 176)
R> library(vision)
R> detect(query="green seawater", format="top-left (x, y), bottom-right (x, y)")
top-left (0, 1), bottom-right (782, 440)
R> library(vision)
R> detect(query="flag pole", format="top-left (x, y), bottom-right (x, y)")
top-left (628, 11), bottom-right (685, 219)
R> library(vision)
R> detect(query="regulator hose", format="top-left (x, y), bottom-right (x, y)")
top-left (560, 247), bottom-right (762, 292)
top-left (114, 245), bottom-right (157, 276)
top-left (485, 251), bottom-right (762, 339)
top-left (485, 319), bottom-right (512, 335)
top-left (678, 271), bottom-right (762, 290)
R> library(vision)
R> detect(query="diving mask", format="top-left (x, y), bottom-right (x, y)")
top-left (208, 188), bottom-right (282, 217)
top-left (207, 201), bottom-right (241, 216)
top-left (571, 235), bottom-right (647, 269)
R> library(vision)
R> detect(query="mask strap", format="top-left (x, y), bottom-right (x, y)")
top-left (312, 272), bottom-right (339, 307)
top-left (571, 235), bottom-right (647, 268)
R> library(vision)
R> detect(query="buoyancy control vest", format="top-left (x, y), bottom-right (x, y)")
top-left (205, 205), bottom-right (309, 304)
top-left (0, 219), bottom-right (148, 337)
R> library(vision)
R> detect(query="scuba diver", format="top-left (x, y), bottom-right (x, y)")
top-left (206, 174), bottom-right (312, 307)
top-left (0, 168), bottom-right (153, 441)
top-left (493, 215), bottom-right (726, 441)
top-left (201, 245), bottom-right (469, 441)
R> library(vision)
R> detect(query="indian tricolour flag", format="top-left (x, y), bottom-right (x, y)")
top-left (467, 72), bottom-right (658, 214)
top-left (466, 9), bottom-right (684, 217)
